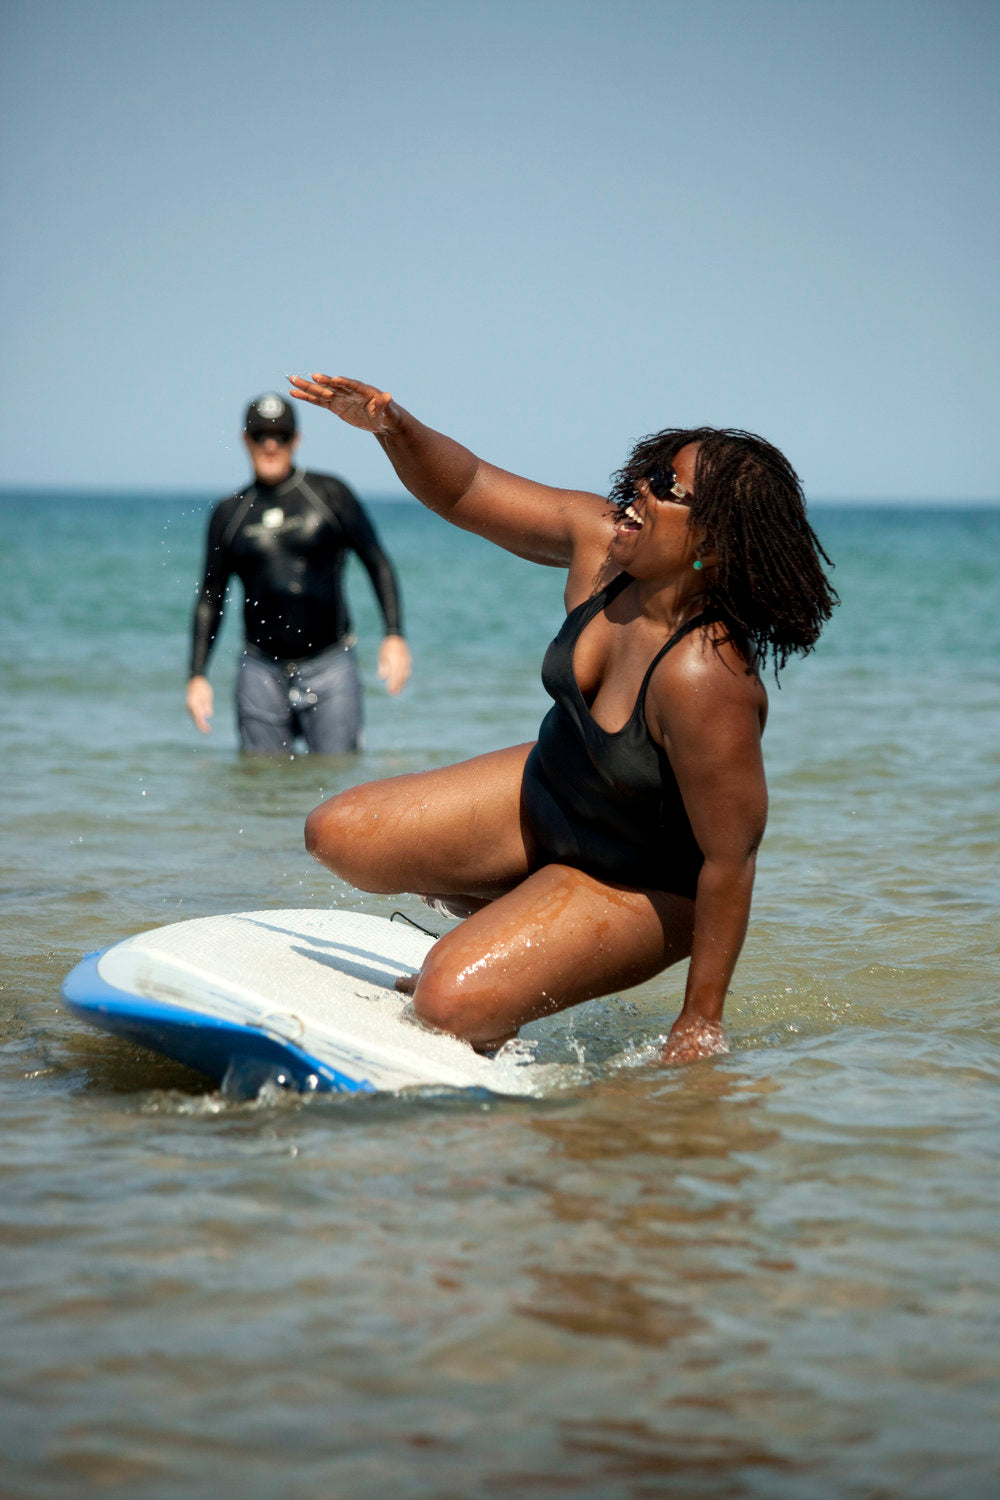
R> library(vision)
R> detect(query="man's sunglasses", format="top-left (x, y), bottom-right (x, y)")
top-left (249, 430), bottom-right (293, 446)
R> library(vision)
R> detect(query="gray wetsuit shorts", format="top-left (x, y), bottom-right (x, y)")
top-left (236, 639), bottom-right (362, 754)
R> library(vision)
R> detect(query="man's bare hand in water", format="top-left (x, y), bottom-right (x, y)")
top-left (185, 676), bottom-right (214, 734)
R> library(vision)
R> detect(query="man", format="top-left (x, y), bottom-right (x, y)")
top-left (186, 393), bottom-right (411, 753)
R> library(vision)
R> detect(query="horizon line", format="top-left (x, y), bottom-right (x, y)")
top-left (1, 484), bottom-right (998, 508)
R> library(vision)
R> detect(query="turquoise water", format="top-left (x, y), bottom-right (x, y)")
top-left (2, 492), bottom-right (998, 1497)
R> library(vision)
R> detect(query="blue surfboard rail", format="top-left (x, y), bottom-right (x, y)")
top-left (61, 949), bottom-right (375, 1094)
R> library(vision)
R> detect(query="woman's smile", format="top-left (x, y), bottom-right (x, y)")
top-left (615, 499), bottom-right (645, 536)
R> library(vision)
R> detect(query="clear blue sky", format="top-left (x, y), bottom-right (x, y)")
top-left (2, 0), bottom-right (997, 500)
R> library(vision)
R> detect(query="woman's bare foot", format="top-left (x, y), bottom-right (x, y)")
top-left (395, 972), bottom-right (418, 996)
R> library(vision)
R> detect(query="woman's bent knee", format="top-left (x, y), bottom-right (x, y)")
top-left (304, 788), bottom-right (392, 888)
top-left (412, 977), bottom-right (477, 1043)
top-left (410, 941), bottom-right (501, 1046)
top-left (304, 798), bottom-right (343, 864)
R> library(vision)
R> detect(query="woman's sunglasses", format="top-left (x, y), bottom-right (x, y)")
top-left (646, 465), bottom-right (690, 502)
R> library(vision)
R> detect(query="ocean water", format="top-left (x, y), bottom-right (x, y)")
top-left (1, 490), bottom-right (998, 1498)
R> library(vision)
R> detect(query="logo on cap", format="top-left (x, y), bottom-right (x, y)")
top-left (256, 394), bottom-right (287, 420)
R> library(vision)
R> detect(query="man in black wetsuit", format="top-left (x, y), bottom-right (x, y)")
top-left (186, 393), bottom-right (411, 753)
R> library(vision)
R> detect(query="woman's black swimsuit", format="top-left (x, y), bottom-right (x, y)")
top-left (522, 572), bottom-right (707, 899)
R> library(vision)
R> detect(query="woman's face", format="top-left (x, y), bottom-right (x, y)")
top-left (611, 441), bottom-right (705, 575)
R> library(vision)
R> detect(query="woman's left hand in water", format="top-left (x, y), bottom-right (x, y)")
top-left (662, 1014), bottom-right (729, 1065)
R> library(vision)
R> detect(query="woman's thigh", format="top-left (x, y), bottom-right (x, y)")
top-left (411, 863), bottom-right (695, 1049)
top-left (304, 742), bottom-right (538, 896)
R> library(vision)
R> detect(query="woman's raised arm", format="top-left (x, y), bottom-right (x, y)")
top-left (288, 373), bottom-right (609, 572)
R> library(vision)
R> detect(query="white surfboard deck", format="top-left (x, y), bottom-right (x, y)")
top-left (61, 908), bottom-right (573, 1098)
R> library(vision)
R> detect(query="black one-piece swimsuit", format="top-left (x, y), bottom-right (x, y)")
top-left (521, 572), bottom-right (706, 899)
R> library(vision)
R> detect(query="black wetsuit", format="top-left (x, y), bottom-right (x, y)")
top-left (522, 572), bottom-right (706, 898)
top-left (189, 468), bottom-right (403, 676)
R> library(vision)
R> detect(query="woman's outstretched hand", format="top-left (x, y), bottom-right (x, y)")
top-left (287, 373), bottom-right (401, 434)
top-left (661, 1015), bottom-right (729, 1065)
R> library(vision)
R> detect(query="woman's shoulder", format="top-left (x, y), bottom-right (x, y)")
top-left (653, 617), bottom-right (767, 712)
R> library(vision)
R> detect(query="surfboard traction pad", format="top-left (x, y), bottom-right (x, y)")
top-left (62, 908), bottom-right (574, 1097)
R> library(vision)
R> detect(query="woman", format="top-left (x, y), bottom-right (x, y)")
top-left (288, 373), bottom-right (837, 1063)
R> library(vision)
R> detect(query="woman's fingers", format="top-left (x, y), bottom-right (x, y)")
top-left (286, 372), bottom-right (359, 406)
top-left (287, 373), bottom-right (398, 431)
top-left (661, 1016), bottom-right (728, 1065)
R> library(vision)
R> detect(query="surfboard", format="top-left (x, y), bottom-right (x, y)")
top-left (61, 908), bottom-right (570, 1098)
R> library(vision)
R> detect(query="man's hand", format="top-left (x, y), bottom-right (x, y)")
top-left (185, 675), bottom-right (214, 733)
top-left (288, 374), bottom-right (401, 434)
top-left (378, 635), bottom-right (412, 696)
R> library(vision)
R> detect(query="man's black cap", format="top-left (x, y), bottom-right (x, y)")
top-left (244, 393), bottom-right (297, 438)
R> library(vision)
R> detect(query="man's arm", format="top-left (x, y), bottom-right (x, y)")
top-left (335, 483), bottom-right (412, 696)
top-left (186, 502), bottom-right (234, 733)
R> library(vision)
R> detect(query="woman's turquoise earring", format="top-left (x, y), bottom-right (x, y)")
top-left (693, 558), bottom-right (704, 571)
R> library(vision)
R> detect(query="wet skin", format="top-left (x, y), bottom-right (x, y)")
top-left (292, 373), bottom-right (766, 1064)
top-left (303, 745), bottom-right (699, 1052)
